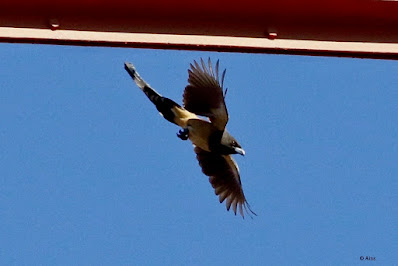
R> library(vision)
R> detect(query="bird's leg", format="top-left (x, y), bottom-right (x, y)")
top-left (177, 128), bottom-right (189, 140)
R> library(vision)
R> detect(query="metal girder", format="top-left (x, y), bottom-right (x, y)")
top-left (1, 0), bottom-right (398, 59)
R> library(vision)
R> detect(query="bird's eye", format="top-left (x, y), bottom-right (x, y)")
top-left (232, 141), bottom-right (237, 146)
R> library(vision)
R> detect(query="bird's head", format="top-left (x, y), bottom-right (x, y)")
top-left (220, 131), bottom-right (245, 156)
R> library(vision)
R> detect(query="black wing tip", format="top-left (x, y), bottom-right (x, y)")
top-left (223, 199), bottom-right (257, 219)
top-left (244, 201), bottom-right (257, 219)
top-left (191, 57), bottom-right (216, 70)
top-left (230, 205), bottom-right (257, 219)
top-left (189, 58), bottom-right (226, 89)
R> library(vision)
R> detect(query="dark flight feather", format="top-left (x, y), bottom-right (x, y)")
top-left (183, 58), bottom-right (229, 131)
top-left (194, 146), bottom-right (256, 218)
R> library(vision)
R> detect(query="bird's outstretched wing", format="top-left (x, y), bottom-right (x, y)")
top-left (194, 146), bottom-right (256, 218)
top-left (183, 58), bottom-right (228, 131)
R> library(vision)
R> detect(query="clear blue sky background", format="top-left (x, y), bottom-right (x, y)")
top-left (0, 43), bottom-right (397, 265)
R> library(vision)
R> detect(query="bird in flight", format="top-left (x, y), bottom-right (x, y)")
top-left (124, 58), bottom-right (256, 218)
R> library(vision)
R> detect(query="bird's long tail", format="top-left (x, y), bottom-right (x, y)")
top-left (124, 62), bottom-right (196, 126)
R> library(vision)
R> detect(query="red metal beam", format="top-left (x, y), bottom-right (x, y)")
top-left (1, 0), bottom-right (398, 59)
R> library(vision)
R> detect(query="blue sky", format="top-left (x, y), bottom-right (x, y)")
top-left (0, 43), bottom-right (397, 265)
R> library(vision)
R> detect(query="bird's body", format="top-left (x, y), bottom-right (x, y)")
top-left (124, 59), bottom-right (255, 218)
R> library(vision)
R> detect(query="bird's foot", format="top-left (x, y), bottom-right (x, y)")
top-left (177, 128), bottom-right (189, 140)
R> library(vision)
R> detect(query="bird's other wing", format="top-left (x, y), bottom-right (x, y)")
top-left (194, 146), bottom-right (256, 218)
top-left (183, 58), bottom-right (228, 131)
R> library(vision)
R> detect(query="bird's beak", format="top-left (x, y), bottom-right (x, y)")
top-left (234, 147), bottom-right (245, 156)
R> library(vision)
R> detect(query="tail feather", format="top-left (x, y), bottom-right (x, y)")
top-left (124, 62), bottom-right (188, 125)
top-left (124, 62), bottom-right (162, 105)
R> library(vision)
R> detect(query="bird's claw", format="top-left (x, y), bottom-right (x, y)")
top-left (177, 128), bottom-right (189, 140)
